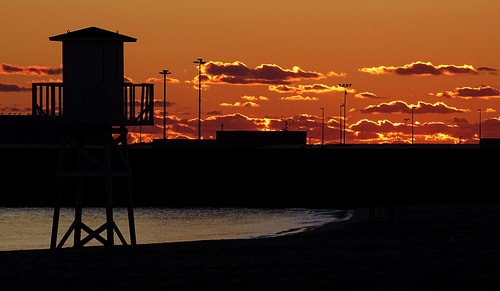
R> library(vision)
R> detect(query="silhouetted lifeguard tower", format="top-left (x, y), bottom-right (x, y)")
top-left (32, 26), bottom-right (154, 248)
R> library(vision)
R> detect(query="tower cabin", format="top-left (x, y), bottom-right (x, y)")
top-left (32, 26), bottom-right (154, 128)
top-left (32, 26), bottom-right (154, 249)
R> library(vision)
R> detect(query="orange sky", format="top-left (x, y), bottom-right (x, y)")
top-left (2, 0), bottom-right (500, 144)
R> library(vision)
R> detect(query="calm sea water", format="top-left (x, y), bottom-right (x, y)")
top-left (0, 207), bottom-right (353, 251)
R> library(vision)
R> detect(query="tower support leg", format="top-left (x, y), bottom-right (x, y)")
top-left (50, 126), bottom-right (136, 249)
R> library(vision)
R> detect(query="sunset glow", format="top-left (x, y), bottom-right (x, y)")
top-left (2, 0), bottom-right (499, 144)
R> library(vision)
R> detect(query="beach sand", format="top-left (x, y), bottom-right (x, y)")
top-left (1, 204), bottom-right (500, 290)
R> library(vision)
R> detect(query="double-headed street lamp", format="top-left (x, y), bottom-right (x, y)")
top-left (339, 83), bottom-right (352, 144)
top-left (159, 69), bottom-right (171, 140)
top-left (193, 58), bottom-right (206, 140)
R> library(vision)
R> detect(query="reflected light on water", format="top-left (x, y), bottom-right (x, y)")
top-left (0, 207), bottom-right (353, 251)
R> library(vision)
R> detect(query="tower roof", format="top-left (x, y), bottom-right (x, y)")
top-left (49, 26), bottom-right (137, 42)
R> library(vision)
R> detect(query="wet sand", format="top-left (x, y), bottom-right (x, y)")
top-left (1, 204), bottom-right (500, 290)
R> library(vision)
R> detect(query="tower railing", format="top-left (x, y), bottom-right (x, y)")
top-left (32, 82), bottom-right (63, 120)
top-left (123, 82), bottom-right (154, 125)
top-left (32, 82), bottom-right (154, 126)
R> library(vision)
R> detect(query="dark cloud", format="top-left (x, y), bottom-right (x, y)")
top-left (1, 63), bottom-right (62, 75)
top-left (269, 84), bottom-right (334, 94)
top-left (359, 100), bottom-right (466, 114)
top-left (355, 92), bottom-right (382, 99)
top-left (359, 61), bottom-right (478, 76)
top-left (477, 67), bottom-right (498, 75)
top-left (202, 61), bottom-right (326, 85)
top-left (0, 83), bottom-right (30, 92)
top-left (435, 85), bottom-right (500, 99)
top-left (456, 86), bottom-right (500, 97)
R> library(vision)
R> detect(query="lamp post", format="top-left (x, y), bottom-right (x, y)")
top-left (478, 108), bottom-right (482, 142)
top-left (159, 69), bottom-right (171, 140)
top-left (339, 83), bottom-right (352, 144)
top-left (339, 103), bottom-right (343, 144)
top-left (411, 106), bottom-right (415, 144)
top-left (320, 107), bottom-right (325, 145)
top-left (404, 118), bottom-right (410, 143)
top-left (194, 58), bottom-right (206, 140)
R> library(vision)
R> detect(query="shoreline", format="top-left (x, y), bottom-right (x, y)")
top-left (0, 207), bottom-right (352, 252)
top-left (2, 203), bottom-right (500, 289)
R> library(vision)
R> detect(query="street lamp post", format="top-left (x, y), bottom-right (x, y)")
top-left (339, 83), bottom-right (352, 144)
top-left (339, 104), bottom-right (343, 144)
top-left (159, 69), bottom-right (171, 140)
top-left (411, 106), bottom-right (415, 144)
top-left (404, 118), bottom-right (410, 143)
top-left (320, 107), bottom-right (325, 145)
top-left (194, 58), bottom-right (206, 140)
top-left (478, 109), bottom-right (482, 142)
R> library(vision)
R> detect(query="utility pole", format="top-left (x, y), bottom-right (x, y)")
top-left (478, 108), bottom-right (482, 143)
top-left (159, 69), bottom-right (171, 140)
top-left (193, 58), bottom-right (206, 140)
top-left (411, 106), bottom-right (415, 144)
top-left (320, 107), bottom-right (325, 145)
top-left (339, 104), bottom-right (343, 144)
top-left (339, 83), bottom-right (352, 144)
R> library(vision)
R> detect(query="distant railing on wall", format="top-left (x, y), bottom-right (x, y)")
top-left (32, 82), bottom-right (154, 126)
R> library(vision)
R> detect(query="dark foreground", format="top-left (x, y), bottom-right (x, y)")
top-left (2, 145), bottom-right (500, 207)
top-left (1, 204), bottom-right (500, 290)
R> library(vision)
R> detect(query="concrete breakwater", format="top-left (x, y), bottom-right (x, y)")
top-left (0, 144), bottom-right (497, 208)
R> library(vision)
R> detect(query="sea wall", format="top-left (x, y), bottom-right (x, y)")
top-left (1, 144), bottom-right (497, 208)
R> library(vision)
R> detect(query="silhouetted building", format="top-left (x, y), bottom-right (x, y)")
top-left (216, 130), bottom-right (307, 148)
top-left (480, 138), bottom-right (500, 148)
top-left (151, 130), bottom-right (307, 149)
